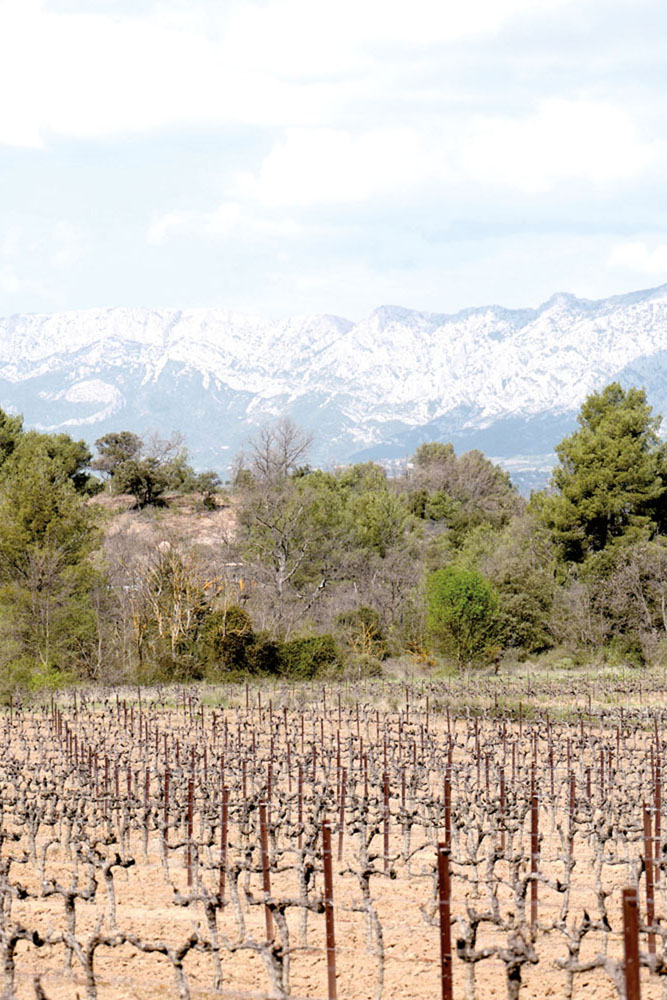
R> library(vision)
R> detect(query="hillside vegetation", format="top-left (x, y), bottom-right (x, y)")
top-left (1, 381), bottom-right (666, 691)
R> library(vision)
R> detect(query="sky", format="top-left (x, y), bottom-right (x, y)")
top-left (1, 0), bottom-right (667, 320)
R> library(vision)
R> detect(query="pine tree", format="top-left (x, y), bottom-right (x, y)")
top-left (0, 439), bottom-right (101, 681)
top-left (540, 383), bottom-right (666, 561)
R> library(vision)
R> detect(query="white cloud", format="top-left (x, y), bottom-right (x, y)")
top-left (0, 0), bottom-right (584, 147)
top-left (4, 0), bottom-right (663, 321)
top-left (241, 127), bottom-right (442, 207)
top-left (607, 241), bottom-right (667, 276)
top-left (146, 201), bottom-right (302, 245)
top-left (225, 0), bottom-right (572, 76)
top-left (164, 98), bottom-right (654, 225)
top-left (462, 99), bottom-right (655, 193)
top-left (0, 227), bottom-right (37, 296)
top-left (49, 221), bottom-right (88, 270)
top-left (147, 203), bottom-right (243, 245)
top-left (0, 269), bottom-right (20, 295)
top-left (0, 220), bottom-right (88, 299)
top-left (220, 231), bottom-right (633, 320)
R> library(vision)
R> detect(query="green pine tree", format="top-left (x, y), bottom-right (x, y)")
top-left (538, 383), bottom-right (667, 561)
top-left (0, 440), bottom-right (102, 683)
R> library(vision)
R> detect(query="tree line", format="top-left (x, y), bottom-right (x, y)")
top-left (0, 381), bottom-right (665, 690)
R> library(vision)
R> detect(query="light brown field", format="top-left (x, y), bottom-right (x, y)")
top-left (2, 677), bottom-right (666, 1000)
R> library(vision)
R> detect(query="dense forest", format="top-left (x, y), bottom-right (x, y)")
top-left (0, 380), bottom-right (665, 690)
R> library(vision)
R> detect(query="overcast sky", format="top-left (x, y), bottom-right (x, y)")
top-left (1, 0), bottom-right (666, 320)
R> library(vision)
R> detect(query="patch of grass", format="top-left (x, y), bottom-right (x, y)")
top-left (199, 690), bottom-right (235, 708)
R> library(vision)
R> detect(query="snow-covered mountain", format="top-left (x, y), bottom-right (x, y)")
top-left (3, 283), bottom-right (667, 490)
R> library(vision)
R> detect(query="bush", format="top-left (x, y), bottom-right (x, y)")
top-left (0, 656), bottom-right (79, 699)
top-left (200, 606), bottom-right (255, 672)
top-left (604, 635), bottom-right (645, 669)
top-left (246, 633), bottom-right (283, 675)
top-left (336, 606), bottom-right (388, 660)
top-left (426, 566), bottom-right (500, 669)
top-left (112, 458), bottom-right (168, 508)
top-left (138, 650), bottom-right (203, 686)
top-left (280, 635), bottom-right (343, 679)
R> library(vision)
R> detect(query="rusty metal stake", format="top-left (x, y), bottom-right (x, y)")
top-left (259, 801), bottom-right (273, 941)
top-left (383, 772), bottom-right (390, 872)
top-left (297, 764), bottom-right (303, 851)
top-left (499, 767), bottom-right (505, 852)
top-left (622, 886), bottom-right (641, 1000)
top-left (322, 820), bottom-right (337, 1000)
top-left (337, 767), bottom-right (347, 861)
top-left (643, 805), bottom-right (656, 954)
top-left (656, 754), bottom-right (662, 884)
top-left (186, 776), bottom-right (194, 886)
top-left (219, 785), bottom-right (229, 903)
top-left (444, 771), bottom-right (452, 849)
top-left (437, 842), bottom-right (453, 1000)
top-left (530, 778), bottom-right (539, 928)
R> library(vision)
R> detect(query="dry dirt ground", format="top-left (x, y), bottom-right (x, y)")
top-left (92, 492), bottom-right (238, 551)
top-left (3, 702), bottom-right (663, 1000)
top-left (7, 818), bottom-right (659, 1000)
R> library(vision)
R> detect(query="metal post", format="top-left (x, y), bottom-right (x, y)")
top-left (186, 776), bottom-right (194, 886)
top-left (383, 772), bottom-right (390, 872)
top-left (622, 886), bottom-right (641, 1000)
top-left (259, 801), bottom-right (273, 941)
top-left (337, 767), bottom-right (347, 862)
top-left (219, 785), bottom-right (229, 903)
top-left (643, 805), bottom-right (656, 954)
top-left (322, 820), bottom-right (337, 1000)
top-left (437, 842), bottom-right (453, 1000)
top-left (530, 777), bottom-right (539, 927)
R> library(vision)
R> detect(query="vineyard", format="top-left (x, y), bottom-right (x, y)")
top-left (0, 676), bottom-right (665, 999)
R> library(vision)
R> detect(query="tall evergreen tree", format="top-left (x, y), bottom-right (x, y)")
top-left (91, 431), bottom-right (143, 478)
top-left (539, 383), bottom-right (666, 561)
top-left (0, 440), bottom-right (101, 679)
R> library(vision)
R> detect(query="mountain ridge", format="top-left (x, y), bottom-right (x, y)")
top-left (3, 283), bottom-right (667, 491)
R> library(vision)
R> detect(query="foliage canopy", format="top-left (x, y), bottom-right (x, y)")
top-left (426, 566), bottom-right (499, 669)
top-left (539, 382), bottom-right (666, 560)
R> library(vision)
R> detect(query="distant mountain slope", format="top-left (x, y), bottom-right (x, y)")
top-left (3, 284), bottom-right (667, 491)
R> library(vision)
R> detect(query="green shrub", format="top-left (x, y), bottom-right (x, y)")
top-left (605, 635), bottom-right (645, 669)
top-left (142, 647), bottom-right (205, 684)
top-left (426, 566), bottom-right (500, 669)
top-left (246, 633), bottom-right (283, 674)
top-left (0, 656), bottom-right (78, 698)
top-left (200, 605), bottom-right (254, 672)
top-left (280, 635), bottom-right (343, 679)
